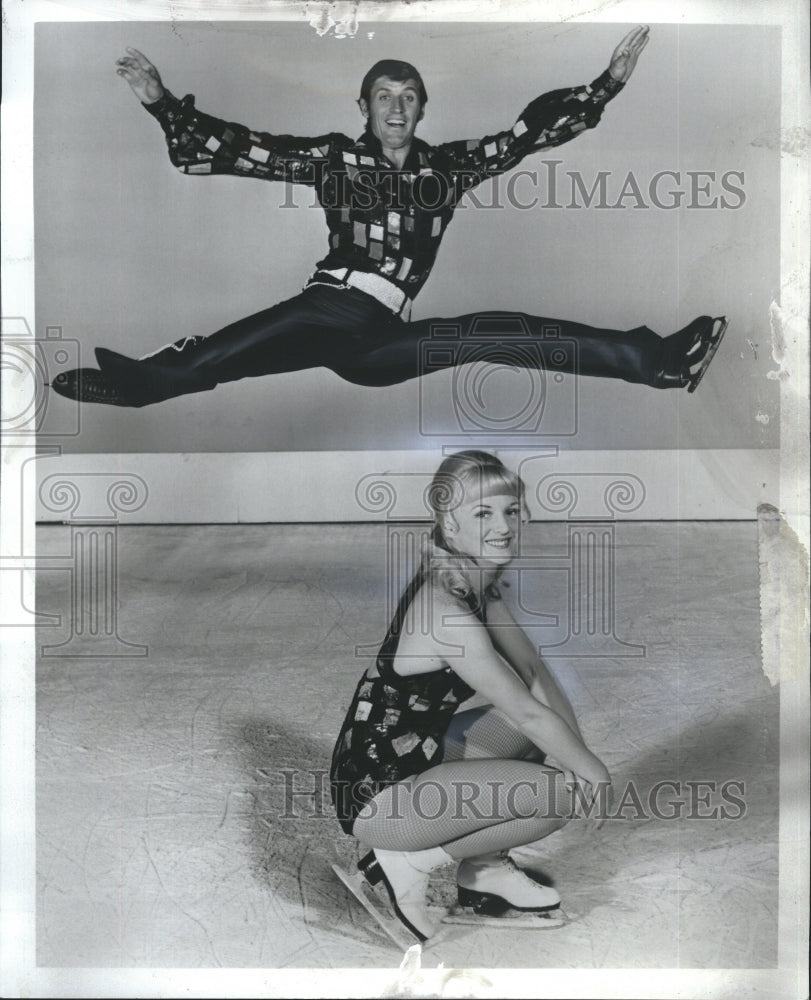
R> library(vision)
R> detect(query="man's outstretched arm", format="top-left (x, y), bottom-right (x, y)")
top-left (116, 47), bottom-right (339, 185)
top-left (116, 46), bottom-right (166, 103)
top-left (521, 24), bottom-right (650, 152)
top-left (606, 24), bottom-right (650, 85)
top-left (439, 26), bottom-right (649, 190)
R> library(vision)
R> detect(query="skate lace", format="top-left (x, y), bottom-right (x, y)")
top-left (83, 372), bottom-right (117, 398)
top-left (499, 855), bottom-right (542, 888)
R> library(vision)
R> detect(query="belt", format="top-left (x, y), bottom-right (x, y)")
top-left (307, 268), bottom-right (412, 320)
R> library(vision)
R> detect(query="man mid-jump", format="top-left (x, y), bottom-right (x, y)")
top-left (53, 26), bottom-right (727, 408)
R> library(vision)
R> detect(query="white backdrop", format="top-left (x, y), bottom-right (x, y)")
top-left (34, 20), bottom-right (780, 456)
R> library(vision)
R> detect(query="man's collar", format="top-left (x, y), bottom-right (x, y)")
top-left (354, 128), bottom-right (427, 170)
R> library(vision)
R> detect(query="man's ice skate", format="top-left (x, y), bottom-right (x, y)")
top-left (95, 346), bottom-right (216, 406)
top-left (653, 315), bottom-right (728, 392)
top-left (685, 316), bottom-right (728, 393)
top-left (50, 367), bottom-right (138, 407)
top-left (442, 853), bottom-right (566, 929)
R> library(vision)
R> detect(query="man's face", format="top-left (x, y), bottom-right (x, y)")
top-left (360, 76), bottom-right (423, 151)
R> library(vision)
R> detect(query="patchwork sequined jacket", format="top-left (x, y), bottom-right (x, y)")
top-left (144, 69), bottom-right (624, 300)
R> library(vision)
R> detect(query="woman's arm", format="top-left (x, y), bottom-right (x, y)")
top-left (433, 593), bottom-right (608, 788)
top-left (484, 594), bottom-right (584, 740)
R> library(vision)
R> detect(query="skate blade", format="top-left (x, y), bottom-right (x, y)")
top-left (687, 316), bottom-right (728, 393)
top-left (443, 905), bottom-right (567, 929)
top-left (49, 369), bottom-right (133, 406)
top-left (332, 863), bottom-right (419, 952)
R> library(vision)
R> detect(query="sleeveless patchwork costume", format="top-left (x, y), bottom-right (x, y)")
top-left (330, 572), bottom-right (482, 835)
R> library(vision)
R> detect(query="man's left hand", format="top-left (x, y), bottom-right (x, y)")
top-left (609, 25), bottom-right (650, 83)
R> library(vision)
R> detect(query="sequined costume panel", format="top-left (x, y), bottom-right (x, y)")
top-left (143, 71), bottom-right (624, 301)
top-left (330, 573), bottom-right (480, 834)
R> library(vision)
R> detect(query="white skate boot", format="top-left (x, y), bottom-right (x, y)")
top-left (333, 845), bottom-right (451, 949)
top-left (454, 852), bottom-right (561, 919)
top-left (360, 846), bottom-right (451, 941)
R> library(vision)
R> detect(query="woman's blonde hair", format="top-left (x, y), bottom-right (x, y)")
top-left (421, 450), bottom-right (529, 601)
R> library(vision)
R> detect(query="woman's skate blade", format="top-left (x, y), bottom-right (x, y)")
top-left (442, 904), bottom-right (567, 930)
top-left (331, 863), bottom-right (421, 952)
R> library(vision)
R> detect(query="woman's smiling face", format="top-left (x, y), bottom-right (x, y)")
top-left (445, 492), bottom-right (523, 567)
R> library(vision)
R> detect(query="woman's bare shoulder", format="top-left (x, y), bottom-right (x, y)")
top-left (425, 582), bottom-right (490, 646)
top-left (394, 580), bottom-right (481, 668)
top-left (424, 579), bottom-right (477, 615)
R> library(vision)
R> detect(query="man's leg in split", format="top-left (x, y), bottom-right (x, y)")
top-left (94, 286), bottom-right (374, 404)
top-left (154, 285), bottom-right (388, 383)
top-left (60, 285), bottom-right (390, 406)
top-left (333, 310), bottom-right (718, 389)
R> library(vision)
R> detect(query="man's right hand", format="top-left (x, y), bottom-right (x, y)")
top-left (116, 47), bottom-right (165, 104)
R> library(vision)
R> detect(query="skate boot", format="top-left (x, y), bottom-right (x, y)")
top-left (456, 852), bottom-right (561, 915)
top-left (358, 846), bottom-right (452, 942)
top-left (50, 367), bottom-right (140, 406)
top-left (652, 315), bottom-right (728, 392)
top-left (96, 347), bottom-right (217, 406)
top-left (137, 336), bottom-right (208, 366)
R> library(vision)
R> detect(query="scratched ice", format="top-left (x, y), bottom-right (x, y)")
top-left (36, 521), bottom-right (778, 968)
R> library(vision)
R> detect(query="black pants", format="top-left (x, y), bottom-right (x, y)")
top-left (120, 283), bottom-right (667, 401)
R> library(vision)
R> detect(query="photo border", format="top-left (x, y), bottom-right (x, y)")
top-left (1, 1), bottom-right (808, 997)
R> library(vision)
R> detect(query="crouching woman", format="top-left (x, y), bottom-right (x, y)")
top-left (330, 450), bottom-right (611, 941)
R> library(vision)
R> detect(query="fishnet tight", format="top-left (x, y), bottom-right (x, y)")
top-left (352, 707), bottom-right (573, 858)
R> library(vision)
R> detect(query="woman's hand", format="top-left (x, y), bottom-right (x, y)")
top-left (116, 47), bottom-right (165, 104)
top-left (608, 25), bottom-right (650, 83)
top-left (567, 765), bottom-right (613, 823)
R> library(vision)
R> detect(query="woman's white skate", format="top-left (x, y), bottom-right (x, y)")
top-left (443, 854), bottom-right (569, 929)
top-left (332, 863), bottom-right (422, 951)
top-left (442, 901), bottom-right (567, 929)
top-left (332, 862), bottom-right (566, 949)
